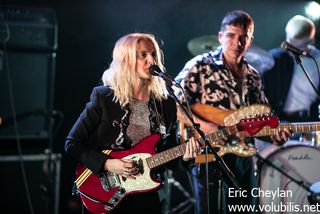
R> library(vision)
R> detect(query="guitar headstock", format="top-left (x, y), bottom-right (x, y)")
top-left (237, 115), bottom-right (279, 136)
top-left (224, 104), bottom-right (272, 126)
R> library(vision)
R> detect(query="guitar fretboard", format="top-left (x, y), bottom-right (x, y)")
top-left (146, 125), bottom-right (238, 169)
top-left (255, 122), bottom-right (320, 137)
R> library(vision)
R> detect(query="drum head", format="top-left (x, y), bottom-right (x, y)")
top-left (259, 144), bottom-right (320, 213)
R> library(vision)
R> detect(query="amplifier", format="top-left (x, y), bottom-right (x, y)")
top-left (0, 153), bottom-right (61, 214)
top-left (0, 5), bottom-right (58, 50)
top-left (0, 6), bottom-right (57, 140)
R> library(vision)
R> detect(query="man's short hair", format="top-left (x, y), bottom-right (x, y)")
top-left (221, 10), bottom-right (254, 32)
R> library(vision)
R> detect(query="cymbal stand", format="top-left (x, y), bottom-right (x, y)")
top-left (167, 170), bottom-right (195, 214)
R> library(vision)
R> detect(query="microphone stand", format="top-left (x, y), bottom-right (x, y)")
top-left (290, 54), bottom-right (320, 204)
top-left (167, 84), bottom-right (240, 214)
top-left (293, 54), bottom-right (320, 99)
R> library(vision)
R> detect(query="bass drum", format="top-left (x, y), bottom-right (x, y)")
top-left (258, 142), bottom-right (320, 213)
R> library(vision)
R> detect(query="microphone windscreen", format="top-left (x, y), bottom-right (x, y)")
top-left (149, 64), bottom-right (161, 75)
top-left (280, 41), bottom-right (288, 49)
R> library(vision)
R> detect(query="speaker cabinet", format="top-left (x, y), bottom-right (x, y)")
top-left (0, 6), bottom-right (57, 140)
top-left (0, 153), bottom-right (61, 214)
top-left (0, 50), bottom-right (56, 139)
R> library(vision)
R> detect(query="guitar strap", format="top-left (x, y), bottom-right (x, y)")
top-left (151, 95), bottom-right (169, 139)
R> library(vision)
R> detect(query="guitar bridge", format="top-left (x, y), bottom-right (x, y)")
top-left (104, 188), bottom-right (126, 211)
top-left (100, 171), bottom-right (121, 191)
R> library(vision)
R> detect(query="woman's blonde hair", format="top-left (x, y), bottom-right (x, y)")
top-left (102, 33), bottom-right (168, 107)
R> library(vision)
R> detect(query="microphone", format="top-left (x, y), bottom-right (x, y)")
top-left (281, 41), bottom-right (311, 57)
top-left (149, 64), bottom-right (179, 87)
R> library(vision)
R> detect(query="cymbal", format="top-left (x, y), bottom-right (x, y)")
top-left (245, 45), bottom-right (275, 72)
top-left (187, 35), bottom-right (220, 56)
top-left (187, 35), bottom-right (275, 72)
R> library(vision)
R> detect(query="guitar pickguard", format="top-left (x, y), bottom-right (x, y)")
top-left (117, 153), bottom-right (159, 192)
top-left (101, 153), bottom-right (160, 211)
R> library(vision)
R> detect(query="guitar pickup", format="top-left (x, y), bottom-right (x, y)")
top-left (100, 171), bottom-right (121, 191)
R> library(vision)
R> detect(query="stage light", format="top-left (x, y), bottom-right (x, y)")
top-left (305, 1), bottom-right (320, 21)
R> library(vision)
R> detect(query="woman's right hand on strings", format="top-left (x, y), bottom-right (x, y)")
top-left (104, 159), bottom-right (137, 179)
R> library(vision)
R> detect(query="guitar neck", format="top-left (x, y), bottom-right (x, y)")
top-left (204, 125), bottom-right (238, 142)
top-left (147, 143), bottom-right (186, 169)
top-left (147, 125), bottom-right (239, 169)
top-left (254, 122), bottom-right (320, 137)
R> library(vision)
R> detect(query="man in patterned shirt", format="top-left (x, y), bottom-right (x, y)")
top-left (175, 10), bottom-right (291, 214)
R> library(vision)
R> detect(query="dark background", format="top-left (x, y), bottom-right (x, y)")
top-left (1, 0), bottom-right (319, 213)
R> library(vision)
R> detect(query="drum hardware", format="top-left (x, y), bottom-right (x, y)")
top-left (299, 131), bottom-right (320, 148)
top-left (256, 150), bottom-right (320, 206)
top-left (308, 182), bottom-right (320, 205)
top-left (167, 170), bottom-right (195, 214)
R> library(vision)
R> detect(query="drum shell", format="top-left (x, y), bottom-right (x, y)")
top-left (258, 143), bottom-right (320, 213)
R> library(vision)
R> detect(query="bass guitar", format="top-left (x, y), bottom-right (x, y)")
top-left (75, 116), bottom-right (278, 214)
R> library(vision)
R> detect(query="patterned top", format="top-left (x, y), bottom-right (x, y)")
top-left (127, 100), bottom-right (151, 146)
top-left (176, 47), bottom-right (268, 110)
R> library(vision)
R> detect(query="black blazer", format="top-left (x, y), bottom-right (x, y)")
top-left (65, 85), bottom-right (186, 175)
top-left (262, 48), bottom-right (320, 121)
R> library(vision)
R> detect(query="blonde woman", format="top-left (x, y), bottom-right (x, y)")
top-left (65, 33), bottom-right (199, 214)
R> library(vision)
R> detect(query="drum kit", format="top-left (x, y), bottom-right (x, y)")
top-left (187, 35), bottom-right (320, 211)
top-left (257, 135), bottom-right (320, 212)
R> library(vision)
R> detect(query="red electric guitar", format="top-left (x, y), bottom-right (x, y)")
top-left (75, 115), bottom-right (279, 214)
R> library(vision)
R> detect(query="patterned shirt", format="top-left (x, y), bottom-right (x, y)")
top-left (127, 100), bottom-right (151, 146)
top-left (176, 47), bottom-right (268, 111)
